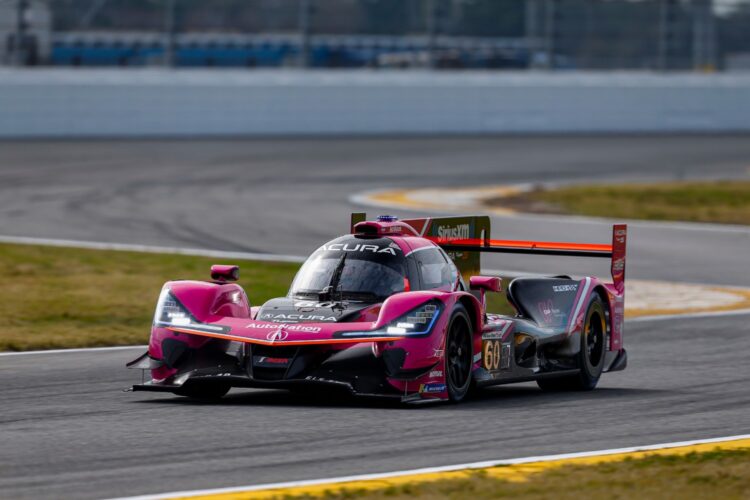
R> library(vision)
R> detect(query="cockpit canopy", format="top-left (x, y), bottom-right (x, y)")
top-left (289, 235), bottom-right (463, 303)
top-left (289, 236), bottom-right (408, 303)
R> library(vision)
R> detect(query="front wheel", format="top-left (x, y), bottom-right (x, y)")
top-left (446, 305), bottom-right (473, 402)
top-left (537, 294), bottom-right (607, 391)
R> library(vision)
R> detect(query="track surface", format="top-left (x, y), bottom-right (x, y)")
top-left (2, 315), bottom-right (749, 500)
top-left (0, 135), bottom-right (749, 499)
top-left (1, 136), bottom-right (749, 284)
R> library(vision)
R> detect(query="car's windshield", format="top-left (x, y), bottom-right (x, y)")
top-left (290, 237), bottom-right (406, 302)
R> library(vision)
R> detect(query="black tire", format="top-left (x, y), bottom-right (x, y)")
top-left (176, 381), bottom-right (231, 401)
top-left (445, 305), bottom-right (473, 402)
top-left (537, 294), bottom-right (607, 392)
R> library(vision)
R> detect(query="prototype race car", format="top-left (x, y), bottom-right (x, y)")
top-left (127, 214), bottom-right (627, 403)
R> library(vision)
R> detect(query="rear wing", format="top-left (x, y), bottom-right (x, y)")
top-left (437, 224), bottom-right (627, 293)
top-left (350, 213), bottom-right (627, 291)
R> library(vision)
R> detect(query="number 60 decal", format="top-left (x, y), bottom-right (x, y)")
top-left (482, 340), bottom-right (502, 371)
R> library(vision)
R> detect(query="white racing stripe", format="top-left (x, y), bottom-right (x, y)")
top-left (0, 235), bottom-right (306, 263)
top-left (568, 277), bottom-right (592, 330)
top-left (107, 434), bottom-right (750, 500)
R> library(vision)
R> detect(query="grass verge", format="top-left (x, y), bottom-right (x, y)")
top-left (0, 243), bottom-right (514, 351)
top-left (0, 243), bottom-right (300, 351)
top-left (490, 181), bottom-right (750, 225)
top-left (255, 447), bottom-right (750, 500)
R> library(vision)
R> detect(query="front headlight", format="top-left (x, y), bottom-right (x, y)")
top-left (153, 288), bottom-right (195, 327)
top-left (339, 301), bottom-right (442, 339)
top-left (385, 302), bottom-right (441, 335)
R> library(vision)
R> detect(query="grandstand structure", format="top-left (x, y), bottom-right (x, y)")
top-left (1, 0), bottom-right (749, 71)
top-left (47, 31), bottom-right (535, 68)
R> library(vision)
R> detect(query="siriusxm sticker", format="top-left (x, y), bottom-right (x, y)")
top-left (419, 383), bottom-right (447, 394)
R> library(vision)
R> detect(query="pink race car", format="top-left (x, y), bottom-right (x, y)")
top-left (127, 214), bottom-right (627, 404)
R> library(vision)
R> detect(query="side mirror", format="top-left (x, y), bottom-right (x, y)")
top-left (470, 276), bottom-right (502, 293)
top-left (211, 265), bottom-right (240, 282)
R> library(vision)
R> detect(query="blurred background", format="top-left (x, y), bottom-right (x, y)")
top-left (2, 0), bottom-right (750, 71)
top-left (2, 0), bottom-right (750, 139)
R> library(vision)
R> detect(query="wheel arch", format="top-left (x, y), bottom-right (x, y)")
top-left (455, 294), bottom-right (482, 336)
top-left (591, 285), bottom-right (612, 335)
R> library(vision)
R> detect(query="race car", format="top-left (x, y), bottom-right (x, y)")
top-left (127, 214), bottom-right (627, 403)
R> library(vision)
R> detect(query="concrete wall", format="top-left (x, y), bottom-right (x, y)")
top-left (1, 69), bottom-right (749, 137)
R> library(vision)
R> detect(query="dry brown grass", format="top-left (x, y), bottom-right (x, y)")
top-left (491, 181), bottom-right (750, 225)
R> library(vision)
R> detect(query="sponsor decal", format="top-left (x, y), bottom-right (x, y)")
top-left (419, 383), bottom-right (446, 394)
top-left (436, 224), bottom-right (470, 243)
top-left (254, 356), bottom-right (290, 366)
top-left (429, 370), bottom-right (443, 378)
top-left (432, 348), bottom-right (445, 357)
top-left (266, 330), bottom-right (289, 342)
top-left (501, 343), bottom-right (512, 369)
top-left (261, 313), bottom-right (337, 322)
top-left (538, 299), bottom-right (554, 323)
top-left (294, 301), bottom-right (334, 308)
top-left (552, 284), bottom-right (578, 292)
top-left (612, 258), bottom-right (625, 272)
top-left (246, 323), bottom-right (322, 333)
top-left (318, 243), bottom-right (398, 255)
top-left (537, 301), bottom-right (565, 325)
top-left (482, 331), bottom-right (504, 340)
top-left (483, 320), bottom-right (511, 340)
top-left (262, 357), bottom-right (287, 364)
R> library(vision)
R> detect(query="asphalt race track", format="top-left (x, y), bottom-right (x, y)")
top-left (1, 135), bottom-right (749, 499)
top-left (1, 135), bottom-right (749, 284)
top-left (0, 313), bottom-right (748, 500)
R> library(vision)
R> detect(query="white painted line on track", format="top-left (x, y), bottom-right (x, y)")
top-left (628, 308), bottom-right (750, 322)
top-left (0, 345), bottom-right (146, 356)
top-left (107, 434), bottom-right (750, 500)
top-left (0, 235), bottom-right (306, 263)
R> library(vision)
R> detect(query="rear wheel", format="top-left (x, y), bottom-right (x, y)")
top-left (537, 294), bottom-right (607, 391)
top-left (446, 305), bottom-right (473, 402)
top-left (176, 381), bottom-right (231, 401)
